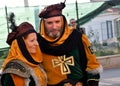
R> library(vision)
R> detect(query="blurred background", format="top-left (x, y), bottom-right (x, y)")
top-left (0, 0), bottom-right (120, 58)
top-left (0, 0), bottom-right (120, 85)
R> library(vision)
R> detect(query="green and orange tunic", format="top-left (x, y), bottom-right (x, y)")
top-left (37, 16), bottom-right (102, 86)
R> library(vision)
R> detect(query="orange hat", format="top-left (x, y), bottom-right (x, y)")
top-left (6, 22), bottom-right (36, 45)
top-left (39, 2), bottom-right (65, 18)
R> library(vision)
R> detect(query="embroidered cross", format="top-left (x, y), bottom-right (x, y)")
top-left (52, 55), bottom-right (74, 74)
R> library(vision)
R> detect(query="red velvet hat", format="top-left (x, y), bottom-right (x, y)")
top-left (6, 22), bottom-right (36, 45)
top-left (39, 2), bottom-right (65, 18)
top-left (16, 22), bottom-right (36, 37)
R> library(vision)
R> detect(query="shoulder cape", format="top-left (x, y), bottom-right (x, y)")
top-left (37, 30), bottom-right (83, 56)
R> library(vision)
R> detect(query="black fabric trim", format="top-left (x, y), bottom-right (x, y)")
top-left (17, 37), bottom-right (39, 65)
top-left (37, 30), bottom-right (82, 56)
top-left (29, 76), bottom-right (36, 86)
top-left (77, 33), bottom-right (87, 86)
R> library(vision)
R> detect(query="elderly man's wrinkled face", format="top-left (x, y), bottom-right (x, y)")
top-left (44, 16), bottom-right (63, 38)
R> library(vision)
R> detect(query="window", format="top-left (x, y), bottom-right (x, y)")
top-left (106, 21), bottom-right (113, 39)
top-left (101, 21), bottom-right (113, 41)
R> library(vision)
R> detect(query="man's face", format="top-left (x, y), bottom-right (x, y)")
top-left (70, 19), bottom-right (76, 29)
top-left (44, 16), bottom-right (63, 38)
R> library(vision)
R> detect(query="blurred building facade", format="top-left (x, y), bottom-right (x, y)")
top-left (82, 7), bottom-right (120, 44)
top-left (90, 0), bottom-right (110, 2)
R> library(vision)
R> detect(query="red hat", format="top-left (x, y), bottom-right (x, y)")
top-left (6, 22), bottom-right (36, 45)
top-left (16, 22), bottom-right (36, 37)
top-left (39, 2), bottom-right (65, 18)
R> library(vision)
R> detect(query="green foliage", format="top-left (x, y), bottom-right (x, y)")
top-left (87, 29), bottom-right (119, 57)
top-left (95, 50), bottom-right (114, 56)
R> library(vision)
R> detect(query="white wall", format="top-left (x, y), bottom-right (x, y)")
top-left (82, 12), bottom-right (120, 43)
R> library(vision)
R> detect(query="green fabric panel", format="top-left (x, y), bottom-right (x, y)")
top-left (77, 2), bottom-right (104, 18)
top-left (66, 48), bottom-right (83, 80)
top-left (2, 74), bottom-right (15, 86)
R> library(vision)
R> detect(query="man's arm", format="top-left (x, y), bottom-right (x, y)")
top-left (82, 34), bottom-right (103, 86)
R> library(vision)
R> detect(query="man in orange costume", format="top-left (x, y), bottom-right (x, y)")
top-left (37, 2), bottom-right (103, 86)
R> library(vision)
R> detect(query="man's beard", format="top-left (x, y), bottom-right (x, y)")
top-left (46, 28), bottom-right (63, 39)
top-left (48, 31), bottom-right (61, 39)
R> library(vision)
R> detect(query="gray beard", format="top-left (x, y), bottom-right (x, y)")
top-left (48, 31), bottom-right (61, 39)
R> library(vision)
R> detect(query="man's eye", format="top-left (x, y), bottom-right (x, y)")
top-left (47, 22), bottom-right (52, 24)
top-left (56, 21), bottom-right (60, 23)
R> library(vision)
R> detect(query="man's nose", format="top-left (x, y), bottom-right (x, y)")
top-left (52, 23), bottom-right (58, 29)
